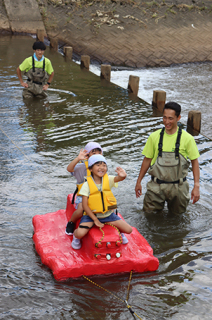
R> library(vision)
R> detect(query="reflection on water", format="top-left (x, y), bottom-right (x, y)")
top-left (90, 62), bottom-right (212, 139)
top-left (0, 35), bottom-right (212, 320)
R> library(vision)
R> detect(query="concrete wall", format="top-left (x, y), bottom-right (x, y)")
top-left (0, 0), bottom-right (45, 34)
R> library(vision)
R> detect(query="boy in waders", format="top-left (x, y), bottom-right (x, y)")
top-left (71, 154), bottom-right (132, 250)
top-left (17, 41), bottom-right (54, 99)
top-left (65, 142), bottom-right (103, 236)
top-left (135, 102), bottom-right (200, 214)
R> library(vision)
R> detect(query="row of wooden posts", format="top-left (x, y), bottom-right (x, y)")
top-left (37, 29), bottom-right (201, 133)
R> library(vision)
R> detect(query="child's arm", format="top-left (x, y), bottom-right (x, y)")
top-left (67, 149), bottom-right (88, 172)
top-left (82, 196), bottom-right (104, 228)
top-left (114, 167), bottom-right (127, 183)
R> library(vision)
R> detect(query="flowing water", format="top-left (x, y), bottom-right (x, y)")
top-left (91, 62), bottom-right (212, 139)
top-left (0, 35), bottom-right (212, 320)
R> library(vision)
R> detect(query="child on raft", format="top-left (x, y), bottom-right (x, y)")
top-left (66, 142), bottom-right (103, 235)
top-left (71, 154), bottom-right (132, 250)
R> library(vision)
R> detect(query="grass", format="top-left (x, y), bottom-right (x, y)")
top-left (146, 1), bottom-right (159, 7)
top-left (166, 7), bottom-right (177, 14)
top-left (40, 7), bottom-right (47, 19)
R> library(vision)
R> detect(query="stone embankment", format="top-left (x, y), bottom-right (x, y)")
top-left (1, 0), bottom-right (212, 68)
top-left (0, 0), bottom-right (45, 34)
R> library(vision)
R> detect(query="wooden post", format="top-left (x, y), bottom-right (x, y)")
top-left (81, 55), bottom-right (90, 70)
top-left (128, 75), bottom-right (139, 96)
top-left (152, 90), bottom-right (166, 113)
top-left (187, 110), bottom-right (201, 133)
top-left (64, 46), bottom-right (73, 59)
top-left (100, 64), bottom-right (111, 82)
top-left (50, 38), bottom-right (58, 51)
top-left (36, 29), bottom-right (45, 42)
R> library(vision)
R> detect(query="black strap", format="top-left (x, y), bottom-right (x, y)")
top-left (175, 127), bottom-right (182, 159)
top-left (79, 225), bottom-right (92, 229)
top-left (32, 80), bottom-right (42, 85)
top-left (27, 79), bottom-right (43, 85)
top-left (32, 56), bottom-right (45, 72)
top-left (151, 176), bottom-right (186, 184)
top-left (158, 127), bottom-right (165, 157)
top-left (71, 187), bottom-right (78, 204)
top-left (158, 127), bottom-right (182, 158)
top-left (72, 177), bottom-right (87, 205)
top-left (32, 56), bottom-right (35, 72)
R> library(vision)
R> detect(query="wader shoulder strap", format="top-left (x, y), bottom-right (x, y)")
top-left (32, 56), bottom-right (45, 72)
top-left (158, 127), bottom-right (165, 157)
top-left (32, 56), bottom-right (35, 72)
top-left (158, 127), bottom-right (182, 158)
top-left (175, 127), bottom-right (182, 159)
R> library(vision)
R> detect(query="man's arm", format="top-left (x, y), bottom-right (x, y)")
top-left (16, 67), bottom-right (28, 88)
top-left (191, 158), bottom-right (200, 204)
top-left (135, 157), bottom-right (152, 198)
top-left (43, 71), bottom-right (54, 91)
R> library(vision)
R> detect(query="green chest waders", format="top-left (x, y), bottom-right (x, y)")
top-left (23, 56), bottom-right (49, 99)
top-left (144, 127), bottom-right (190, 214)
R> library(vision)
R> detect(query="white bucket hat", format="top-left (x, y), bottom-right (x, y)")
top-left (88, 154), bottom-right (107, 167)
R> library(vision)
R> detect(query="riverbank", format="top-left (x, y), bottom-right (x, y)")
top-left (36, 0), bottom-right (212, 67)
top-left (1, 0), bottom-right (212, 67)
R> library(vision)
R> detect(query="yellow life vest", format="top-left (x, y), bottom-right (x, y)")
top-left (87, 174), bottom-right (117, 214)
top-left (76, 160), bottom-right (91, 195)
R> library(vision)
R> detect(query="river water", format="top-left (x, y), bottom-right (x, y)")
top-left (90, 62), bottom-right (212, 139)
top-left (0, 35), bottom-right (212, 320)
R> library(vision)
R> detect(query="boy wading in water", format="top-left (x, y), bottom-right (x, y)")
top-left (17, 41), bottom-right (54, 99)
top-left (66, 142), bottom-right (103, 235)
top-left (71, 154), bottom-right (132, 250)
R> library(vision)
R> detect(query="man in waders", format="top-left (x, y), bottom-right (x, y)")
top-left (17, 41), bottom-right (54, 99)
top-left (135, 102), bottom-right (200, 214)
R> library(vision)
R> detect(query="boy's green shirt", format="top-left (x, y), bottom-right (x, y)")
top-left (19, 56), bottom-right (54, 75)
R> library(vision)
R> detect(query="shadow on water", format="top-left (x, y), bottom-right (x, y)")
top-left (0, 35), bottom-right (212, 320)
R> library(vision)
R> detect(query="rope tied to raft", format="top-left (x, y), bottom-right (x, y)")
top-left (83, 271), bottom-right (142, 320)
top-left (126, 270), bottom-right (133, 302)
top-left (95, 223), bottom-right (122, 247)
top-left (125, 270), bottom-right (136, 316)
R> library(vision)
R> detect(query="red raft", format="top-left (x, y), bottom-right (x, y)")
top-left (32, 194), bottom-right (159, 280)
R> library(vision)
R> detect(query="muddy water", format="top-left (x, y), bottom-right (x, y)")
top-left (0, 35), bottom-right (212, 320)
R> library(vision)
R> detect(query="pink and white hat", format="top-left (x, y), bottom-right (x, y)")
top-left (84, 142), bottom-right (103, 154)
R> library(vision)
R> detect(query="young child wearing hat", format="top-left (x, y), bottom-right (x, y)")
top-left (17, 41), bottom-right (54, 99)
top-left (71, 154), bottom-right (132, 250)
top-left (66, 142), bottom-right (103, 235)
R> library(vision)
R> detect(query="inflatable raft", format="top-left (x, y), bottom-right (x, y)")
top-left (32, 194), bottom-right (159, 280)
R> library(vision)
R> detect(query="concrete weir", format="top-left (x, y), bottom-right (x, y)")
top-left (3, 0), bottom-right (46, 34)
